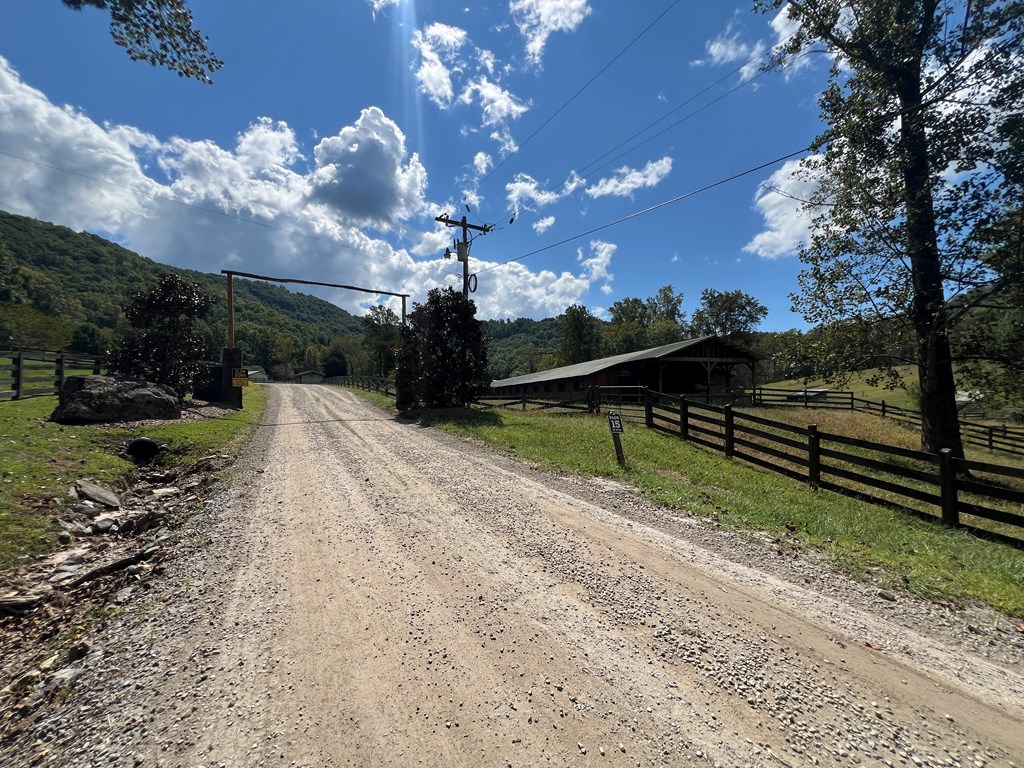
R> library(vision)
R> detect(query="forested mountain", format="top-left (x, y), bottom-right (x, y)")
top-left (0, 210), bottom-right (363, 375)
top-left (482, 317), bottom-right (560, 380)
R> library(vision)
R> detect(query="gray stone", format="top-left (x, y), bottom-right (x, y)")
top-left (52, 375), bottom-right (180, 424)
top-left (91, 516), bottom-right (119, 534)
top-left (75, 480), bottom-right (121, 509)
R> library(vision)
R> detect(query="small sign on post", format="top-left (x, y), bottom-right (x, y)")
top-left (607, 411), bottom-right (626, 467)
top-left (232, 368), bottom-right (249, 387)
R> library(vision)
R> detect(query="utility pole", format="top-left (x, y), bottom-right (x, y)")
top-left (436, 214), bottom-right (492, 298)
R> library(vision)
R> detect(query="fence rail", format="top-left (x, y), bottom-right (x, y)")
top-left (744, 386), bottom-right (1024, 457)
top-left (588, 385), bottom-right (1024, 543)
top-left (328, 375), bottom-right (397, 397)
top-left (0, 350), bottom-right (102, 401)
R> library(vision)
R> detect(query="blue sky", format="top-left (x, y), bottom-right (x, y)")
top-left (0, 1), bottom-right (827, 330)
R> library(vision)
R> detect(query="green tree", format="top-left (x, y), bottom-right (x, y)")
top-left (395, 288), bottom-right (490, 409)
top-left (322, 339), bottom-right (351, 378)
top-left (556, 304), bottom-right (602, 365)
top-left (362, 305), bottom-right (400, 376)
top-left (69, 322), bottom-right (110, 355)
top-left (754, 0), bottom-right (1023, 454)
top-left (62, 0), bottom-right (222, 83)
top-left (107, 273), bottom-right (214, 398)
top-left (690, 288), bottom-right (767, 344)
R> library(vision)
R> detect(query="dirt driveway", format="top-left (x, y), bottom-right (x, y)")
top-left (7, 384), bottom-right (1024, 767)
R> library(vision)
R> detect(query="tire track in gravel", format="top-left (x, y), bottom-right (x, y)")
top-left (146, 384), bottom-right (1024, 767)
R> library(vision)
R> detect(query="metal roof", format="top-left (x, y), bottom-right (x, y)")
top-left (491, 336), bottom-right (724, 388)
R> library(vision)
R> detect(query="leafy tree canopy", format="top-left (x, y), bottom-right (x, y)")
top-left (753, 0), bottom-right (1023, 453)
top-left (396, 288), bottom-right (490, 409)
top-left (107, 273), bottom-right (214, 398)
top-left (62, 0), bottom-right (222, 83)
top-left (690, 288), bottom-right (767, 343)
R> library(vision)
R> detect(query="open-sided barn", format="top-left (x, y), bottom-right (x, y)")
top-left (490, 336), bottom-right (757, 401)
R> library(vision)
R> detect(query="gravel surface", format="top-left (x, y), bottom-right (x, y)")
top-left (1, 383), bottom-right (1022, 767)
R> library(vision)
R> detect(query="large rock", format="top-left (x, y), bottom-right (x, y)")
top-left (51, 376), bottom-right (180, 423)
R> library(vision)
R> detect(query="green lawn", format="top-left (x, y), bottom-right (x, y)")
top-left (766, 365), bottom-right (918, 410)
top-left (0, 385), bottom-right (267, 572)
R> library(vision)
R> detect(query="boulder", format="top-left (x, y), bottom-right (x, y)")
top-left (51, 376), bottom-right (180, 423)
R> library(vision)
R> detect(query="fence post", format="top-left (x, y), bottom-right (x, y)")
top-left (848, 392), bottom-right (854, 410)
top-left (808, 424), bottom-right (821, 488)
top-left (988, 426), bottom-right (994, 452)
top-left (56, 353), bottom-right (67, 394)
top-left (881, 400), bottom-right (887, 418)
top-left (679, 398), bottom-right (689, 440)
top-left (12, 350), bottom-right (23, 400)
top-left (644, 387), bottom-right (653, 428)
top-left (939, 448), bottom-right (959, 528)
top-left (724, 404), bottom-right (734, 458)
top-left (92, 356), bottom-right (101, 375)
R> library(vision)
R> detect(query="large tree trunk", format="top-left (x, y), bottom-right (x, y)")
top-left (896, 67), bottom-right (965, 457)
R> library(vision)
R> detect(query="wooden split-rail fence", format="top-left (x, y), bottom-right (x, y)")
top-left (1, 350), bottom-right (102, 401)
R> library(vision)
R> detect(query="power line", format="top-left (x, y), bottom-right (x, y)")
top-left (0, 149), bottom-right (394, 262)
top-left (476, 145), bottom-right (810, 275)
top-left (576, 44), bottom-right (782, 179)
top-left (477, 0), bottom-right (681, 189)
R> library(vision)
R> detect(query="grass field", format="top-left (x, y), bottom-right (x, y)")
top-left (0, 385), bottom-right (267, 572)
top-left (407, 405), bottom-right (1024, 618)
top-left (765, 365), bottom-right (918, 410)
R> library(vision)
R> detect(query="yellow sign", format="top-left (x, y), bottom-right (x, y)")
top-left (232, 368), bottom-right (249, 387)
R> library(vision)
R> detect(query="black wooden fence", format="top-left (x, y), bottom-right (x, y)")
top-left (745, 386), bottom-right (1024, 457)
top-left (0, 350), bottom-right (102, 401)
top-left (589, 386), bottom-right (1024, 542)
top-left (328, 375), bottom-right (397, 397)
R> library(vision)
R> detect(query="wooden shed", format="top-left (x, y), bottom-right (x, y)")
top-left (490, 336), bottom-right (756, 401)
top-left (294, 370), bottom-right (325, 384)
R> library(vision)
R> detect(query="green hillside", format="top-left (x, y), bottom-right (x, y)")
top-left (0, 210), bottom-right (363, 373)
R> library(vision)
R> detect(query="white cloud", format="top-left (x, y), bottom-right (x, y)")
top-left (533, 215), bottom-right (555, 234)
top-left (510, 0), bottom-right (591, 67)
top-left (0, 55), bottom-right (619, 320)
top-left (585, 157), bottom-right (673, 198)
top-left (743, 158), bottom-right (819, 259)
top-left (460, 76), bottom-right (529, 127)
top-left (411, 23), bottom-right (468, 108)
top-left (473, 151), bottom-right (492, 175)
top-left (693, 15), bottom-right (765, 82)
top-left (309, 106), bottom-right (427, 228)
top-left (368, 0), bottom-right (402, 18)
top-left (505, 173), bottom-right (560, 215)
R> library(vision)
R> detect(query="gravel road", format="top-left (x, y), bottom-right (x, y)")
top-left (4, 383), bottom-right (1022, 767)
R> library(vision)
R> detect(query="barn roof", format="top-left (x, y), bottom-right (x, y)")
top-left (491, 336), bottom-right (753, 388)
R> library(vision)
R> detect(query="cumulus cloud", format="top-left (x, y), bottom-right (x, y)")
top-left (510, 0), bottom-right (591, 67)
top-left (309, 107), bottom-right (427, 228)
top-left (0, 55), bottom-right (615, 320)
top-left (585, 157), bottom-right (672, 198)
top-left (743, 158), bottom-right (819, 259)
top-left (533, 215), bottom-right (555, 234)
top-left (411, 23), bottom-right (468, 108)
